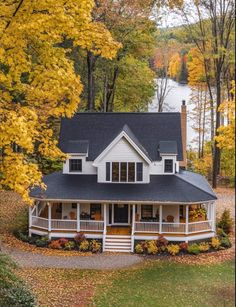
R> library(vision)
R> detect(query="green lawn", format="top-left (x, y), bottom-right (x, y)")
top-left (93, 260), bottom-right (235, 307)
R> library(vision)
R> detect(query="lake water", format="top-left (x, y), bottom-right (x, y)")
top-left (149, 79), bottom-right (195, 146)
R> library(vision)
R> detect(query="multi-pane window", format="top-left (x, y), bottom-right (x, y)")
top-left (120, 162), bottom-right (127, 182)
top-left (106, 162), bottom-right (143, 182)
top-left (164, 159), bottom-right (173, 173)
top-left (128, 163), bottom-right (135, 182)
top-left (112, 162), bottom-right (119, 182)
top-left (136, 162), bottom-right (143, 181)
top-left (141, 205), bottom-right (153, 219)
top-left (106, 162), bottom-right (110, 181)
top-left (69, 159), bottom-right (82, 172)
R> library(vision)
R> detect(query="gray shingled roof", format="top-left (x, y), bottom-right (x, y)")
top-left (66, 140), bottom-right (89, 154)
top-left (121, 124), bottom-right (151, 161)
top-left (30, 170), bottom-right (217, 203)
top-left (59, 113), bottom-right (183, 161)
top-left (159, 141), bottom-right (178, 155)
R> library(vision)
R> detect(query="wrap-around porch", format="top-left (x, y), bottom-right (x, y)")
top-left (29, 201), bottom-right (216, 240)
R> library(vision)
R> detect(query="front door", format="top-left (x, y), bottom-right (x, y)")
top-left (114, 204), bottom-right (129, 224)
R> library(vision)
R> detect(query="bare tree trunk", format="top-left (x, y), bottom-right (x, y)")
top-left (87, 51), bottom-right (96, 111)
top-left (201, 87), bottom-right (207, 158)
top-left (107, 67), bottom-right (119, 112)
top-left (212, 76), bottom-right (222, 187)
top-left (103, 75), bottom-right (108, 112)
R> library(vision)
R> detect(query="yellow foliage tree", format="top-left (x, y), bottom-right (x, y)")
top-left (215, 81), bottom-right (235, 150)
top-left (168, 52), bottom-right (181, 79)
top-left (0, 0), bottom-right (120, 203)
top-left (187, 48), bottom-right (206, 86)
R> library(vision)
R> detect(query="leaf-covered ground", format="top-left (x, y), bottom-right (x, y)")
top-left (0, 188), bottom-right (235, 306)
top-left (16, 260), bottom-right (235, 307)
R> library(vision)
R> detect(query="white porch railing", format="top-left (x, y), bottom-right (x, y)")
top-left (134, 222), bottom-right (159, 233)
top-left (134, 220), bottom-right (212, 234)
top-left (80, 220), bottom-right (104, 232)
top-left (32, 216), bottom-right (48, 229)
top-left (188, 220), bottom-right (212, 233)
top-left (51, 219), bottom-right (77, 230)
top-left (162, 222), bottom-right (186, 234)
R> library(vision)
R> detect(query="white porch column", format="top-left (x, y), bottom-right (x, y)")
top-left (185, 205), bottom-right (189, 235)
top-left (212, 202), bottom-right (216, 232)
top-left (48, 202), bottom-right (52, 232)
top-left (132, 204), bottom-right (135, 235)
top-left (77, 203), bottom-right (80, 232)
top-left (35, 202), bottom-right (39, 217)
top-left (131, 204), bottom-right (136, 252)
top-left (29, 205), bottom-right (32, 228)
top-left (103, 203), bottom-right (107, 234)
top-left (159, 205), bottom-right (163, 234)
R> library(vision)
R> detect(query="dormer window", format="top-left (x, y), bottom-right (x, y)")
top-left (69, 159), bottom-right (82, 172)
top-left (164, 159), bottom-right (173, 173)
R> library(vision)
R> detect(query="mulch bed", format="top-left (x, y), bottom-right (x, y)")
top-left (1, 234), bottom-right (93, 257)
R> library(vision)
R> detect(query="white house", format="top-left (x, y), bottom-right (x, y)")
top-left (30, 102), bottom-right (217, 252)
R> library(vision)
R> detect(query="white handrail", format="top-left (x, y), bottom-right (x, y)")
top-left (135, 221), bottom-right (159, 224)
top-left (188, 220), bottom-right (212, 224)
top-left (33, 216), bottom-right (48, 221)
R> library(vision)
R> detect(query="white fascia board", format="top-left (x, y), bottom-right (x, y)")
top-left (160, 153), bottom-right (178, 156)
top-left (68, 152), bottom-right (88, 157)
top-left (93, 131), bottom-right (151, 166)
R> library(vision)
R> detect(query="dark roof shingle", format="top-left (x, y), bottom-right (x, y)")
top-left (59, 113), bottom-right (183, 161)
top-left (30, 170), bottom-right (217, 203)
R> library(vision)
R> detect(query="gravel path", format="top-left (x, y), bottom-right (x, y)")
top-left (1, 246), bottom-right (143, 270)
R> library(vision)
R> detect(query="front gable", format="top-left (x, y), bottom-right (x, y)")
top-left (93, 130), bottom-right (152, 166)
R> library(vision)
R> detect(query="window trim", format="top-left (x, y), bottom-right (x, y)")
top-left (164, 158), bottom-right (174, 174)
top-left (69, 158), bottom-right (82, 172)
top-left (106, 162), bottom-right (144, 183)
top-left (141, 205), bottom-right (153, 219)
top-left (136, 162), bottom-right (143, 182)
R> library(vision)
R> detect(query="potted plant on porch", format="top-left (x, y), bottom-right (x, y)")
top-left (189, 207), bottom-right (207, 222)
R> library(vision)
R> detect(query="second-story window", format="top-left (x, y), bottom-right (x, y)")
top-left (107, 162), bottom-right (143, 182)
top-left (164, 159), bottom-right (173, 173)
top-left (136, 162), bottom-right (143, 181)
top-left (69, 159), bottom-right (82, 172)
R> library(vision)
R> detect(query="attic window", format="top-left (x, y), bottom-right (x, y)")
top-left (164, 159), bottom-right (173, 173)
top-left (69, 159), bottom-right (82, 172)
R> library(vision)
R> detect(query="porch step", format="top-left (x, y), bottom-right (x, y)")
top-left (103, 235), bottom-right (132, 253)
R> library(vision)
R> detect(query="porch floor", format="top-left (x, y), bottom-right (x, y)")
top-left (106, 226), bottom-right (131, 235)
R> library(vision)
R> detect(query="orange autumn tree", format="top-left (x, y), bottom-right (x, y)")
top-left (0, 0), bottom-right (120, 203)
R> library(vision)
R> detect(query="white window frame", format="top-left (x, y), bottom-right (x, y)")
top-left (163, 158), bottom-right (174, 174)
top-left (105, 162), bottom-right (143, 183)
top-left (69, 158), bottom-right (82, 172)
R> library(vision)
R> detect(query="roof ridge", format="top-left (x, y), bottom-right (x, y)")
top-left (175, 173), bottom-right (216, 199)
top-left (74, 112), bottom-right (181, 115)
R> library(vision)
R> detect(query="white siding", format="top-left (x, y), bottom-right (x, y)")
top-left (63, 155), bottom-right (96, 175)
top-left (162, 205), bottom-right (179, 223)
top-left (97, 137), bottom-right (150, 183)
top-left (61, 203), bottom-right (77, 219)
top-left (150, 155), bottom-right (178, 175)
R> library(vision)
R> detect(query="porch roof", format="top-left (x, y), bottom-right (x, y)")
top-left (30, 171), bottom-right (217, 203)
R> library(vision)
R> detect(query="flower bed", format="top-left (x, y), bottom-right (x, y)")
top-left (134, 233), bottom-right (232, 256)
top-left (13, 230), bottom-right (102, 253)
